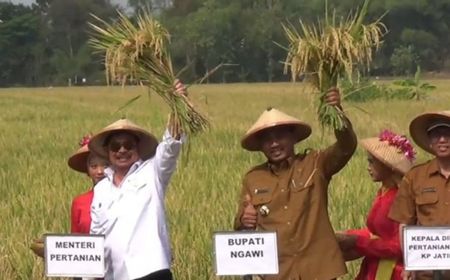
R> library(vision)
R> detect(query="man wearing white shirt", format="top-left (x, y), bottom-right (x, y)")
top-left (88, 82), bottom-right (186, 280)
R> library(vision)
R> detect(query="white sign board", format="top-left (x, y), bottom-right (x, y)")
top-left (45, 234), bottom-right (105, 277)
top-left (403, 226), bottom-right (450, 271)
top-left (213, 231), bottom-right (278, 276)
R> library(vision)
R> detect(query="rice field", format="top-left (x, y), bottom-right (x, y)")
top-left (0, 81), bottom-right (447, 279)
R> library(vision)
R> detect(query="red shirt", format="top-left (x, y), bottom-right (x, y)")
top-left (347, 187), bottom-right (403, 280)
top-left (71, 189), bottom-right (93, 234)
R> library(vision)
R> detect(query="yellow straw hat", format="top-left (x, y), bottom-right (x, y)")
top-left (360, 130), bottom-right (416, 175)
top-left (241, 107), bottom-right (312, 151)
top-left (409, 111), bottom-right (450, 154)
top-left (89, 119), bottom-right (158, 160)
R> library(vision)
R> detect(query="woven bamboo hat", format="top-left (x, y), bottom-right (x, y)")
top-left (67, 144), bottom-right (90, 173)
top-left (409, 111), bottom-right (450, 154)
top-left (241, 107), bottom-right (312, 151)
top-left (360, 130), bottom-right (416, 175)
top-left (89, 119), bottom-right (158, 160)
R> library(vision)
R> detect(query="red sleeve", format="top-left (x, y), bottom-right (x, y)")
top-left (354, 233), bottom-right (402, 259)
top-left (346, 228), bottom-right (371, 239)
top-left (71, 198), bottom-right (81, 233)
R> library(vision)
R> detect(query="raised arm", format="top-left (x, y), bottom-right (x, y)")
top-left (153, 79), bottom-right (187, 189)
top-left (317, 88), bottom-right (357, 179)
top-left (153, 127), bottom-right (184, 189)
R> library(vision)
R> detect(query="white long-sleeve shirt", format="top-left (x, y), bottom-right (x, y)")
top-left (90, 130), bottom-right (183, 280)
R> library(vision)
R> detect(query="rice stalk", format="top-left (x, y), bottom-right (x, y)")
top-left (88, 10), bottom-right (209, 136)
top-left (283, 0), bottom-right (387, 130)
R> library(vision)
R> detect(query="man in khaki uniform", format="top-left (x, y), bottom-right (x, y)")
top-left (389, 111), bottom-right (450, 280)
top-left (234, 89), bottom-right (357, 280)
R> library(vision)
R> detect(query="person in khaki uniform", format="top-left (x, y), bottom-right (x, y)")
top-left (234, 88), bottom-right (357, 280)
top-left (388, 111), bottom-right (450, 280)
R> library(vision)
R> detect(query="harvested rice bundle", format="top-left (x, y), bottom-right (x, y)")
top-left (89, 11), bottom-right (209, 135)
top-left (283, 0), bottom-right (387, 130)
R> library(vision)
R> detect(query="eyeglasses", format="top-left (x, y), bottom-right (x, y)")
top-left (428, 128), bottom-right (450, 142)
top-left (108, 140), bottom-right (137, 152)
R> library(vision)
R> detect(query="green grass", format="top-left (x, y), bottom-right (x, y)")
top-left (0, 81), bottom-right (447, 279)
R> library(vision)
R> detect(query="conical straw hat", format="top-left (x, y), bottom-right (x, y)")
top-left (89, 119), bottom-right (158, 160)
top-left (409, 111), bottom-right (450, 154)
top-left (360, 130), bottom-right (416, 175)
top-left (241, 108), bottom-right (311, 151)
top-left (67, 144), bottom-right (90, 173)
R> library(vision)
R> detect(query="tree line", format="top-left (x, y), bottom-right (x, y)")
top-left (0, 0), bottom-right (449, 87)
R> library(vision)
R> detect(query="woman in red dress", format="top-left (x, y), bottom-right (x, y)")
top-left (68, 135), bottom-right (108, 234)
top-left (337, 130), bottom-right (416, 280)
top-left (31, 136), bottom-right (108, 258)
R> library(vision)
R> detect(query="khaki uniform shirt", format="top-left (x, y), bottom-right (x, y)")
top-left (389, 159), bottom-right (450, 280)
top-left (234, 125), bottom-right (357, 280)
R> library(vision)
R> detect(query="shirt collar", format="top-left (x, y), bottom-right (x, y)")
top-left (267, 156), bottom-right (295, 174)
top-left (104, 159), bottom-right (144, 181)
top-left (427, 158), bottom-right (440, 177)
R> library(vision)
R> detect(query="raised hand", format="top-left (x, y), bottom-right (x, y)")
top-left (167, 79), bottom-right (188, 139)
top-left (324, 87), bottom-right (341, 107)
top-left (167, 113), bottom-right (182, 140)
top-left (174, 79), bottom-right (187, 97)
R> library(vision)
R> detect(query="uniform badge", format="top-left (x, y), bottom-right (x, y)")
top-left (259, 205), bottom-right (270, 216)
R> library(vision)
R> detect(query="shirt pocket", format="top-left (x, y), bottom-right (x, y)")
top-left (127, 177), bottom-right (148, 192)
top-left (250, 187), bottom-right (273, 206)
top-left (125, 179), bottom-right (152, 207)
top-left (416, 190), bottom-right (439, 216)
top-left (416, 191), bottom-right (438, 204)
top-left (290, 178), bottom-right (314, 192)
top-left (290, 168), bottom-right (317, 193)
